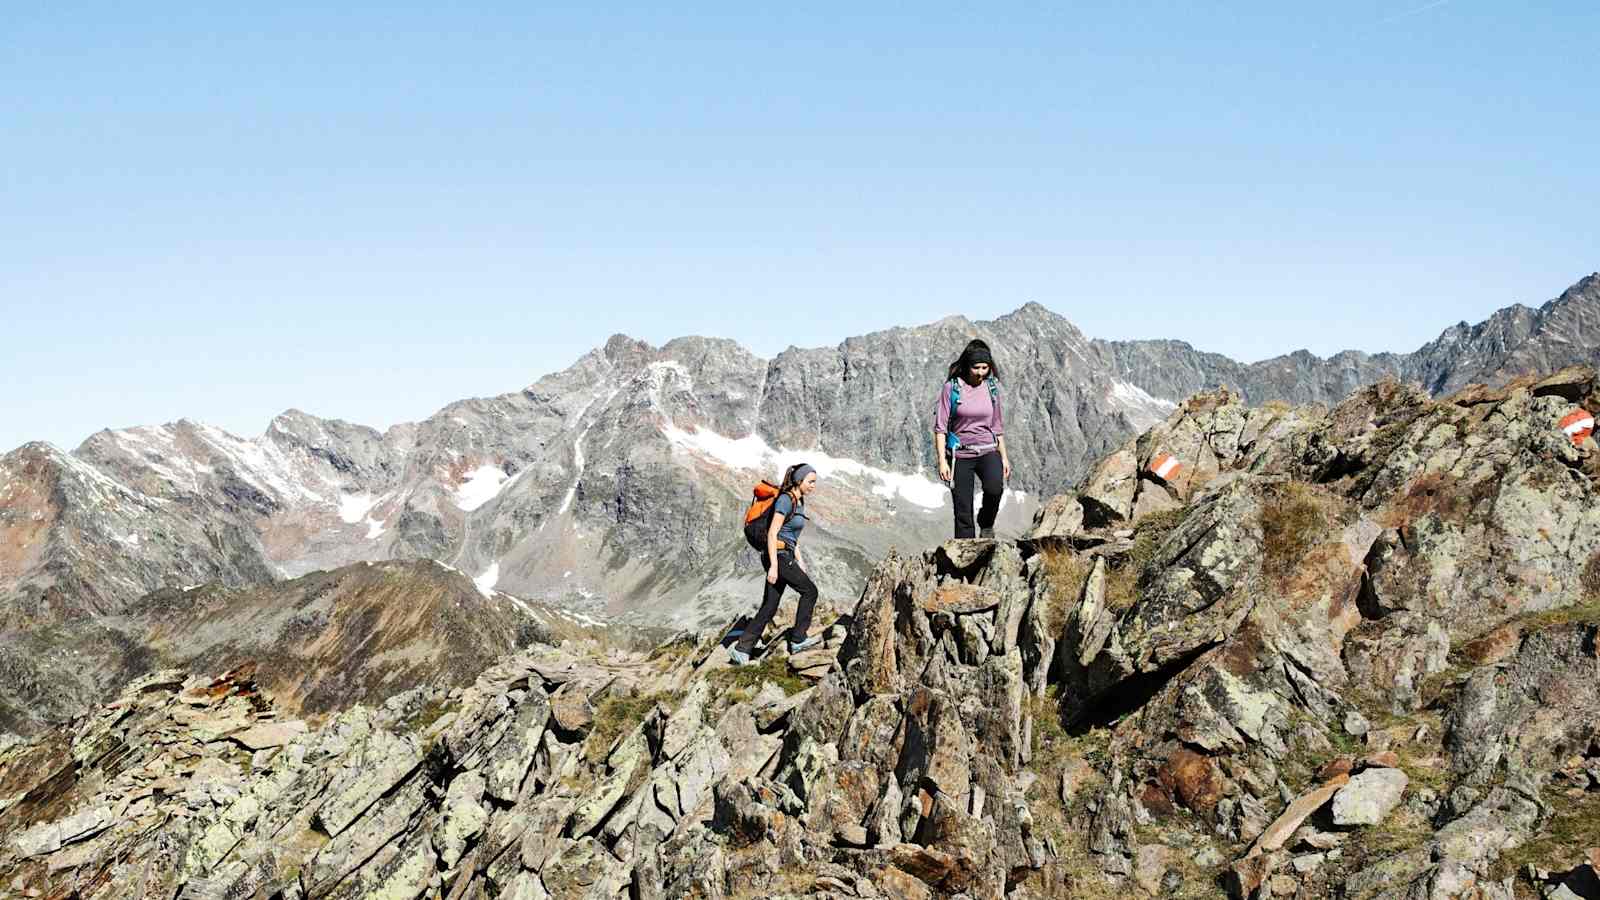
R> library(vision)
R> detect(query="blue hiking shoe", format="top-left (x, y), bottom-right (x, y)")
top-left (728, 646), bottom-right (752, 666)
top-left (787, 634), bottom-right (823, 654)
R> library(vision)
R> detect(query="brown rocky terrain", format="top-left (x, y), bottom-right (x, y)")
top-left (5, 365), bottom-right (1600, 899)
top-left (0, 560), bottom-right (623, 738)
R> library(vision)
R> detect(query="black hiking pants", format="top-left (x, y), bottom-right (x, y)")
top-left (735, 549), bottom-right (817, 654)
top-left (952, 451), bottom-right (1003, 539)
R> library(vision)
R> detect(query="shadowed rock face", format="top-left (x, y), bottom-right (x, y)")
top-left (7, 365), bottom-right (1600, 899)
top-left (6, 275), bottom-right (1600, 637)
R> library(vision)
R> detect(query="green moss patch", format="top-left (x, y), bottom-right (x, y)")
top-left (398, 696), bottom-right (456, 736)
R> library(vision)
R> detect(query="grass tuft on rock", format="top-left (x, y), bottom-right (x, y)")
top-left (1038, 548), bottom-right (1091, 636)
top-left (708, 653), bottom-right (809, 697)
top-left (1260, 481), bottom-right (1337, 583)
top-left (399, 696), bottom-right (456, 736)
top-left (1104, 505), bottom-right (1188, 611)
top-left (584, 690), bottom-right (682, 765)
top-left (1343, 805), bottom-right (1435, 864)
top-left (1491, 789), bottom-right (1600, 883)
top-left (645, 634), bottom-right (698, 666)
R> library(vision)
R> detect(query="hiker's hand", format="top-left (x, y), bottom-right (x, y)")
top-left (938, 460), bottom-right (951, 484)
top-left (1003, 458), bottom-right (1012, 480)
top-left (767, 566), bottom-right (779, 585)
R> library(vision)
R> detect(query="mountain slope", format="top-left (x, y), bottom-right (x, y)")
top-left (0, 558), bottom-right (616, 736)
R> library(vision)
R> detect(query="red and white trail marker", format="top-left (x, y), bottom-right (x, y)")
top-left (1560, 409), bottom-right (1594, 446)
top-left (1148, 453), bottom-right (1182, 481)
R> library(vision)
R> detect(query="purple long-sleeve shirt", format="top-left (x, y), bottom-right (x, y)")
top-left (933, 379), bottom-right (1004, 459)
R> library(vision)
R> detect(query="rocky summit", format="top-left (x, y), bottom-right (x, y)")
top-left (6, 364), bottom-right (1600, 899)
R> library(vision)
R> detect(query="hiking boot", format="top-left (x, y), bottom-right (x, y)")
top-left (728, 646), bottom-right (752, 666)
top-left (979, 526), bottom-right (996, 539)
top-left (787, 634), bottom-right (823, 654)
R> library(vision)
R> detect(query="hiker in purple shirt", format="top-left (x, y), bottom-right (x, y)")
top-left (932, 339), bottom-right (1012, 539)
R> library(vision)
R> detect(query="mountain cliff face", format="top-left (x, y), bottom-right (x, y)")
top-left (6, 363), bottom-right (1600, 899)
top-left (2, 275), bottom-right (1598, 639)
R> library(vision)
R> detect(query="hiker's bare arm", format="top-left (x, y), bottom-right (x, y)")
top-left (766, 513), bottom-right (784, 584)
top-left (933, 431), bottom-right (951, 483)
top-left (999, 436), bottom-right (1011, 480)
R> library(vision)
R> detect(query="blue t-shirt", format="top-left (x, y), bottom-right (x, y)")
top-left (772, 492), bottom-right (807, 550)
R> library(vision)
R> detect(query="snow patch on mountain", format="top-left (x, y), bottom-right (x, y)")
top-left (474, 562), bottom-right (500, 597)
top-left (336, 492), bottom-right (390, 539)
top-left (661, 424), bottom-right (773, 472)
top-left (558, 390), bottom-right (619, 515)
top-left (197, 424), bottom-right (327, 503)
top-left (455, 465), bottom-right (509, 511)
top-left (338, 493), bottom-right (378, 524)
top-left (1109, 380), bottom-right (1178, 413)
top-left (660, 423), bottom-right (948, 509)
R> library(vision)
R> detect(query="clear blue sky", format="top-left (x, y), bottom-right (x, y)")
top-left (3, 2), bottom-right (1595, 453)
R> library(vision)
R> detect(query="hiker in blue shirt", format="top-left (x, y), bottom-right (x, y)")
top-left (730, 463), bottom-right (822, 665)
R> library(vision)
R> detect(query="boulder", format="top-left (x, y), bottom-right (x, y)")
top-left (1331, 768), bottom-right (1408, 826)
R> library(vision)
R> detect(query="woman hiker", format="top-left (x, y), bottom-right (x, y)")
top-left (729, 463), bottom-right (823, 665)
top-left (933, 339), bottom-right (1012, 539)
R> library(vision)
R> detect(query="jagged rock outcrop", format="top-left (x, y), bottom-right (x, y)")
top-left (1025, 365), bottom-right (1600, 898)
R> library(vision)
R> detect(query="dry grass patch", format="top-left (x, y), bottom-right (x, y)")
top-left (1344, 805), bottom-right (1435, 862)
top-left (1507, 549), bottom-right (1600, 632)
top-left (398, 696), bottom-right (456, 736)
top-left (1260, 481), bottom-right (1343, 584)
top-left (584, 690), bottom-right (682, 765)
top-left (707, 654), bottom-right (810, 697)
top-left (1037, 548), bottom-right (1092, 636)
top-left (645, 634), bottom-right (698, 666)
top-left (1104, 506), bottom-right (1188, 611)
top-left (1028, 687), bottom-right (1112, 828)
top-left (1491, 789), bottom-right (1600, 883)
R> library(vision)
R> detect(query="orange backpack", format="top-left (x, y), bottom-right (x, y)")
top-left (742, 480), bottom-right (783, 550)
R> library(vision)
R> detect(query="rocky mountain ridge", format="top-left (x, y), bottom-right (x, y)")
top-left (4, 274), bottom-right (1597, 640)
top-left (0, 558), bottom-right (627, 738)
top-left (5, 362), bottom-right (1600, 898)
